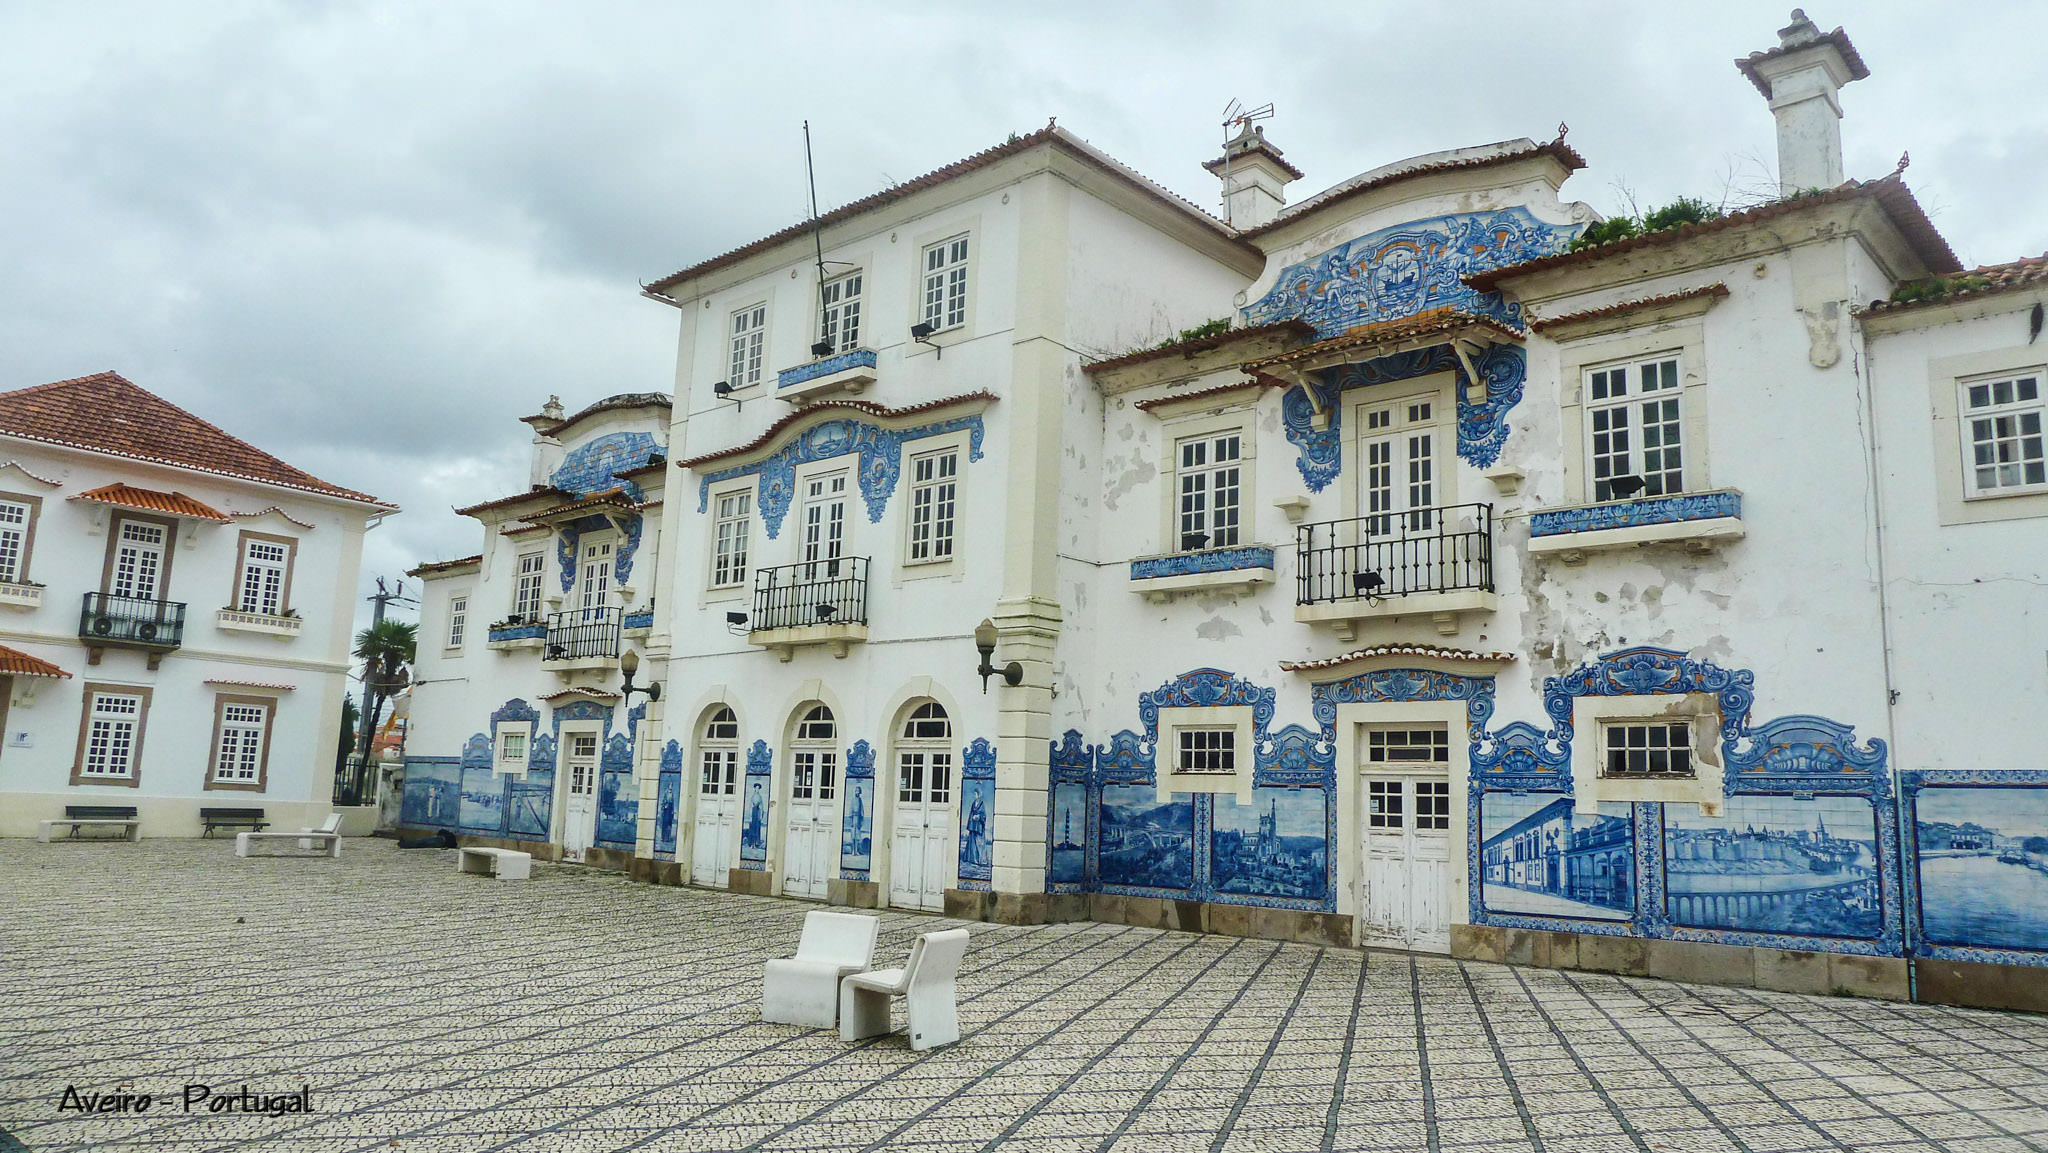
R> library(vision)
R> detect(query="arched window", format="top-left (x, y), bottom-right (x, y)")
top-left (898, 700), bottom-right (953, 806)
top-left (700, 706), bottom-right (738, 797)
top-left (792, 704), bottom-right (837, 800)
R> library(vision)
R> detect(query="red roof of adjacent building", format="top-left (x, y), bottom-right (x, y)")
top-left (0, 372), bottom-right (392, 507)
top-left (0, 644), bottom-right (72, 679)
top-left (1860, 252), bottom-right (2048, 316)
top-left (71, 483), bottom-right (231, 522)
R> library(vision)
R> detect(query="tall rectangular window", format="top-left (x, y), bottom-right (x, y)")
top-left (81, 690), bottom-right (144, 779)
top-left (237, 538), bottom-right (290, 616)
top-left (1585, 355), bottom-right (1684, 501)
top-left (819, 271), bottom-right (863, 354)
top-left (1960, 370), bottom-right (2046, 496)
top-left (1177, 432), bottom-right (1242, 550)
top-left (447, 596), bottom-right (468, 649)
top-left (712, 490), bottom-right (751, 588)
top-left (728, 302), bottom-right (766, 389)
top-left (0, 497), bottom-right (29, 584)
top-left (513, 552), bottom-right (545, 621)
top-left (212, 702), bottom-right (268, 783)
top-left (907, 449), bottom-right (958, 563)
top-left (922, 235), bottom-right (970, 332)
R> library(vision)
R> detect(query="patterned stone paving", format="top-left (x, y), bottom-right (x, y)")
top-left (3, 839), bottom-right (2047, 1153)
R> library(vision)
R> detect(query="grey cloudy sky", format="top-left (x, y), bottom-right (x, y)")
top-left (4, 1), bottom-right (2043, 635)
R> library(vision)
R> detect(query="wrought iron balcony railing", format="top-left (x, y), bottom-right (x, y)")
top-left (752, 556), bottom-right (869, 632)
top-left (1296, 503), bottom-right (1493, 605)
top-left (80, 592), bottom-right (187, 649)
top-left (544, 606), bottom-right (622, 662)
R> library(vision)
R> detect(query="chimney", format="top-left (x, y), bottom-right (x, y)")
top-left (1203, 124), bottom-right (1301, 230)
top-left (1737, 9), bottom-right (1870, 196)
top-left (521, 395), bottom-right (567, 489)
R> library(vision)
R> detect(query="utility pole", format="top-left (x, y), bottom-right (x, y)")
top-left (348, 577), bottom-right (415, 803)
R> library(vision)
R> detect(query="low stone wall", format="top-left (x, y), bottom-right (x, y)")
top-left (1451, 924), bottom-right (1910, 1001)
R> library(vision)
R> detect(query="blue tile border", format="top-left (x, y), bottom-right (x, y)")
top-left (1529, 490), bottom-right (1742, 537)
top-left (778, 347), bottom-right (877, 389)
top-left (1899, 769), bottom-right (2048, 967)
top-left (1129, 546), bottom-right (1275, 580)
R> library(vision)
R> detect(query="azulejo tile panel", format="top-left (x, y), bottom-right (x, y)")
top-left (777, 347), bottom-right (877, 388)
top-left (1529, 490), bottom-right (1743, 537)
top-left (1128, 545), bottom-right (1275, 580)
top-left (1901, 770), bottom-right (2048, 967)
top-left (1279, 344), bottom-right (1529, 489)
top-left (957, 738), bottom-right (996, 891)
top-left (694, 413), bottom-right (986, 539)
top-left (739, 740), bottom-right (772, 868)
top-left (551, 431), bottom-right (661, 501)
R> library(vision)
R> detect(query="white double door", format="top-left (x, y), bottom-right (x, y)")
top-left (782, 747), bottom-right (839, 899)
top-left (1357, 728), bottom-right (1454, 953)
top-left (889, 749), bottom-right (954, 912)
top-left (561, 731), bottom-right (600, 863)
top-left (111, 520), bottom-right (167, 602)
top-left (692, 747), bottom-right (738, 887)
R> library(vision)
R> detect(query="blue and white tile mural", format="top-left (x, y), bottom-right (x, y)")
top-left (506, 770), bottom-right (553, 840)
top-left (1664, 796), bottom-right (1882, 938)
top-left (740, 777), bottom-right (769, 865)
top-left (1213, 789), bottom-right (1328, 901)
top-left (401, 760), bottom-right (460, 827)
top-left (841, 776), bottom-right (874, 875)
top-left (1913, 782), bottom-right (2048, 954)
top-left (1099, 785), bottom-right (1194, 891)
top-left (1480, 796), bottom-right (1634, 921)
top-left (1049, 780), bottom-right (1087, 887)
top-left (458, 764), bottom-right (503, 834)
top-left (957, 738), bottom-right (996, 889)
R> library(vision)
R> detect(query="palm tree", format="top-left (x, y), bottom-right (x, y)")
top-left (352, 618), bottom-right (417, 780)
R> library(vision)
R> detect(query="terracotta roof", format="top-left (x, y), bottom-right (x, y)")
top-left (1528, 284), bottom-right (1731, 333)
top-left (71, 483), bottom-right (230, 522)
top-left (0, 460), bottom-right (62, 486)
top-left (1280, 644), bottom-right (1518, 673)
top-left (527, 489), bottom-right (640, 520)
top-left (0, 372), bottom-right (392, 507)
top-left (538, 687), bottom-right (620, 703)
top-left (1242, 138), bottom-right (1586, 239)
top-left (0, 644), bottom-right (72, 679)
top-left (644, 125), bottom-right (1249, 294)
top-left (1241, 309), bottom-right (1524, 371)
top-left (499, 523), bottom-right (549, 537)
top-left (407, 555), bottom-right (482, 578)
top-left (454, 486), bottom-right (569, 518)
top-left (527, 392), bottom-right (672, 439)
top-left (1735, 24), bottom-right (1868, 98)
top-left (1084, 320), bottom-right (1317, 375)
top-left (1861, 252), bottom-right (2048, 316)
top-left (203, 678), bottom-right (296, 692)
top-left (676, 392), bottom-right (998, 470)
top-left (1466, 179), bottom-right (1961, 290)
top-left (1132, 377), bottom-right (1289, 413)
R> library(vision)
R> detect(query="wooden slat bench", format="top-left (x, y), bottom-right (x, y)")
top-left (458, 846), bottom-right (531, 881)
top-left (37, 805), bottom-right (141, 843)
top-left (200, 807), bottom-right (269, 837)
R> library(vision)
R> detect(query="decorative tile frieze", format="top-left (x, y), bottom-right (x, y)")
top-left (1530, 490), bottom-right (1743, 537)
top-left (1128, 545), bottom-right (1274, 580)
top-left (777, 347), bottom-right (877, 388)
top-left (695, 414), bottom-right (986, 539)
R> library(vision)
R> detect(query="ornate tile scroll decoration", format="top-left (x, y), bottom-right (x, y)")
top-left (1276, 341), bottom-right (1525, 488)
top-left (1468, 721), bottom-right (1571, 788)
top-left (1457, 344), bottom-right (1526, 469)
top-left (1544, 646), bottom-right (1755, 753)
top-left (1899, 769), bottom-right (2048, 968)
top-left (739, 739), bottom-right (772, 869)
top-left (1254, 724), bottom-right (1335, 788)
top-left (1724, 714), bottom-right (1888, 792)
top-left (1244, 207), bottom-right (1575, 337)
top-left (779, 347), bottom-right (877, 389)
top-left (1310, 666), bottom-right (1495, 741)
top-left (1048, 729), bottom-right (1096, 895)
top-left (695, 414), bottom-right (987, 538)
top-left (488, 622), bottom-right (546, 642)
top-left (655, 740), bottom-right (683, 858)
top-left (1530, 491), bottom-right (1743, 537)
top-left (958, 737), bottom-right (998, 890)
top-left (1098, 730), bottom-right (1155, 783)
top-left (615, 513), bottom-right (645, 586)
top-left (845, 739), bottom-right (876, 779)
top-left (490, 698), bottom-right (540, 731)
top-left (1129, 546), bottom-right (1275, 580)
top-left (551, 431), bottom-right (661, 501)
top-left (528, 732), bottom-right (556, 770)
top-left (556, 523), bottom-right (578, 593)
top-left (1139, 668), bottom-right (1277, 741)
top-left (460, 733), bottom-right (493, 769)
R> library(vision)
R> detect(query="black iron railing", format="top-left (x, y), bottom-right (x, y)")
top-left (545, 605), bottom-right (622, 661)
top-left (752, 556), bottom-right (869, 632)
top-left (1296, 503), bottom-right (1493, 605)
top-left (79, 592), bottom-right (187, 648)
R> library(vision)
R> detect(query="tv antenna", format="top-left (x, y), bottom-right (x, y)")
top-left (803, 121), bottom-right (856, 359)
top-left (1217, 99), bottom-right (1274, 226)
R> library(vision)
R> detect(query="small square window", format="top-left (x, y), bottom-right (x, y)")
top-left (1602, 722), bottom-right (1693, 778)
top-left (1175, 728), bottom-right (1236, 774)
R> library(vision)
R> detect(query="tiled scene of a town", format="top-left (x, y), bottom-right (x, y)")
top-left (4, 4), bottom-right (2047, 1152)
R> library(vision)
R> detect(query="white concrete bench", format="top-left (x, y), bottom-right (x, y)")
top-left (840, 928), bottom-right (970, 1050)
top-left (235, 829), bottom-right (341, 858)
top-left (762, 910), bottom-right (880, 1028)
top-left (297, 813), bottom-right (342, 850)
top-left (37, 805), bottom-right (142, 843)
top-left (458, 846), bottom-right (531, 881)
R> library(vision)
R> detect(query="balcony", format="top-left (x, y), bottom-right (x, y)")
top-left (776, 347), bottom-right (878, 404)
top-left (80, 592), bottom-right (187, 669)
top-left (1295, 503), bottom-right (1496, 638)
top-left (0, 581), bottom-right (43, 612)
top-left (543, 606), bottom-right (622, 673)
top-left (749, 557), bottom-right (869, 660)
top-left (486, 618), bottom-right (547, 652)
top-left (215, 607), bottom-right (302, 639)
top-left (1527, 489), bottom-right (1744, 560)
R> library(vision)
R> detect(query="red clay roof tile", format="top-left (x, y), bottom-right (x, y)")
top-left (0, 644), bottom-right (72, 679)
top-left (1861, 252), bottom-right (2048, 316)
top-left (71, 483), bottom-right (231, 522)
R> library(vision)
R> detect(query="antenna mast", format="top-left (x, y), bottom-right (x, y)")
top-left (1217, 99), bottom-right (1274, 227)
top-left (804, 121), bottom-right (830, 346)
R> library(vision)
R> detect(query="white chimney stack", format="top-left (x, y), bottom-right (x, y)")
top-left (1738, 9), bottom-right (1870, 196)
top-left (1204, 124), bottom-right (1301, 230)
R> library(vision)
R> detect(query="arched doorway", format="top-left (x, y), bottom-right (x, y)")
top-left (691, 706), bottom-right (740, 887)
top-left (889, 700), bottom-right (954, 911)
top-left (782, 703), bottom-right (840, 899)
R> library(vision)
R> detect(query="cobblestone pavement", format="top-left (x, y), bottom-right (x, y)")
top-left (3, 839), bottom-right (2047, 1153)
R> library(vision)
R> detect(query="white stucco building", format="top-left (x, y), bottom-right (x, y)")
top-left (0, 372), bottom-right (394, 835)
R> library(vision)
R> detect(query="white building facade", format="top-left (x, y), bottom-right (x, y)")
top-left (0, 372), bottom-right (393, 835)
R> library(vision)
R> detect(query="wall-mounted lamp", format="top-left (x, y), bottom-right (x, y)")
top-left (620, 649), bottom-right (662, 704)
top-left (810, 339), bottom-right (835, 358)
top-left (1605, 475), bottom-right (1647, 499)
top-left (1353, 570), bottom-right (1385, 606)
top-left (910, 321), bottom-right (941, 359)
top-left (815, 602), bottom-right (838, 621)
top-left (974, 617), bottom-right (1023, 694)
top-left (712, 380), bottom-right (742, 412)
top-left (1180, 531), bottom-right (1209, 553)
top-left (725, 610), bottom-right (750, 637)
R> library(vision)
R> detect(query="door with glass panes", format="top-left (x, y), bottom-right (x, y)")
top-left (1358, 727), bottom-right (1454, 953)
top-left (561, 731), bottom-right (600, 862)
top-left (111, 520), bottom-right (168, 602)
top-left (1355, 396), bottom-right (1443, 596)
top-left (889, 702), bottom-right (955, 911)
top-left (692, 707), bottom-right (740, 887)
top-left (782, 705), bottom-right (839, 899)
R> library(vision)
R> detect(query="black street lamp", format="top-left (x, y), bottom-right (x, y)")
top-left (620, 649), bottom-right (662, 704)
top-left (974, 618), bottom-right (1023, 694)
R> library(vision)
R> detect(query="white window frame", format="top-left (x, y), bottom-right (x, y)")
top-left (0, 493), bottom-right (38, 585)
top-left (905, 447), bottom-right (959, 566)
top-left (1557, 325), bottom-right (1711, 509)
top-left (236, 537), bottom-right (291, 617)
top-left (896, 702), bottom-right (954, 807)
top-left (1958, 366), bottom-right (2047, 499)
top-left (1599, 720), bottom-right (1696, 779)
top-left (728, 301), bottom-right (767, 390)
top-left (700, 706), bottom-right (740, 797)
top-left (1583, 352), bottom-right (1687, 502)
top-left (80, 689), bottom-right (145, 780)
top-left (512, 552), bottom-right (546, 622)
top-left (446, 595), bottom-right (469, 651)
top-left (819, 270), bottom-right (864, 354)
top-left (709, 487), bottom-right (753, 591)
top-left (1568, 694), bottom-right (1725, 814)
top-left (495, 721), bottom-right (534, 774)
top-left (1158, 704), bottom-right (1255, 797)
top-left (921, 234), bottom-right (970, 333)
top-left (212, 700), bottom-right (270, 784)
top-left (1174, 429), bottom-right (1245, 552)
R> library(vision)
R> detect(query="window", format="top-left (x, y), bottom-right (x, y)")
top-left (0, 495), bottom-right (36, 584)
top-left (729, 302), bottom-right (766, 389)
top-left (1585, 355), bottom-right (1684, 501)
top-left (211, 701), bottom-right (270, 785)
top-left (898, 702), bottom-right (953, 805)
top-left (1360, 398), bottom-right (1440, 534)
top-left (820, 271), bottom-right (863, 354)
top-left (922, 235), bottom-right (970, 332)
top-left (513, 553), bottom-right (546, 621)
top-left (496, 726), bottom-right (529, 772)
top-left (792, 704), bottom-right (837, 802)
top-left (1176, 432), bottom-right (1242, 551)
top-left (75, 687), bottom-right (147, 783)
top-left (1176, 728), bottom-right (1236, 774)
top-left (711, 490), bottom-right (752, 588)
top-left (1415, 781), bottom-right (1450, 831)
top-left (1602, 722), bottom-right (1694, 778)
top-left (907, 449), bottom-right (958, 563)
top-left (235, 536), bottom-right (291, 616)
top-left (701, 706), bottom-right (739, 797)
top-left (1960, 369), bottom-right (2046, 497)
top-left (1367, 780), bottom-right (1403, 828)
top-left (446, 596), bottom-right (468, 649)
